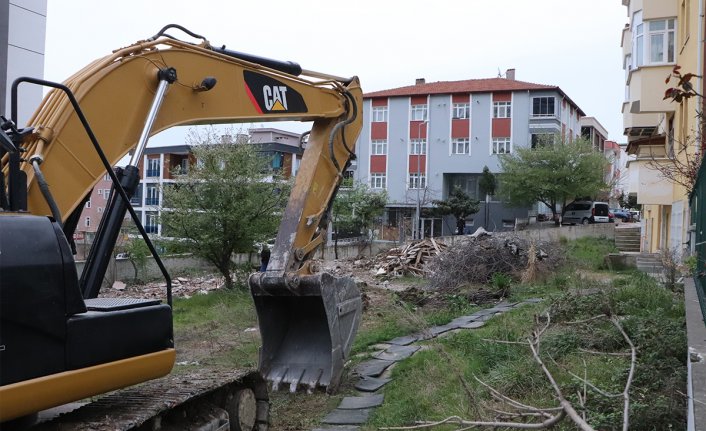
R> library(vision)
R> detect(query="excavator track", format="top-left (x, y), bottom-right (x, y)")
top-left (30, 369), bottom-right (269, 431)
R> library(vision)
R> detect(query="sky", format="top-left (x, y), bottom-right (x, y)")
top-left (44, 1), bottom-right (629, 145)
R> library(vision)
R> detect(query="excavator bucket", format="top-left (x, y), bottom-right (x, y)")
top-left (248, 272), bottom-right (362, 393)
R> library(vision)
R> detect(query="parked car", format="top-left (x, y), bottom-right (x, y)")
top-left (562, 201), bottom-right (611, 225)
top-left (629, 209), bottom-right (640, 221)
top-left (610, 208), bottom-right (633, 222)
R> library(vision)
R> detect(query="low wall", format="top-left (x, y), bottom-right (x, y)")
top-left (76, 241), bottom-right (393, 286)
top-left (77, 224), bottom-right (613, 285)
top-left (436, 222), bottom-right (615, 246)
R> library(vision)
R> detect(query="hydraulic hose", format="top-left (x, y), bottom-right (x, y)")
top-left (30, 156), bottom-right (63, 228)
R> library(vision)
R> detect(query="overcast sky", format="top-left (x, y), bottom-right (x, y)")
top-left (45, 1), bottom-right (629, 144)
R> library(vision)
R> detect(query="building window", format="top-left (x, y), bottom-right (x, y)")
top-left (633, 12), bottom-right (676, 66)
top-left (408, 173), bottom-right (426, 189)
top-left (271, 152), bottom-right (283, 170)
top-left (531, 134), bottom-right (555, 149)
top-left (451, 138), bottom-right (470, 155)
top-left (409, 139), bottom-right (427, 155)
top-left (372, 106), bottom-right (388, 122)
top-left (410, 104), bottom-right (428, 121)
top-left (647, 19), bottom-right (675, 64)
top-left (145, 211), bottom-right (158, 234)
top-left (85, 199), bottom-right (91, 209)
top-left (492, 137), bottom-right (511, 154)
top-left (452, 103), bottom-right (470, 119)
top-left (145, 184), bottom-right (159, 206)
top-left (532, 97), bottom-right (555, 117)
top-left (493, 101), bottom-right (511, 118)
top-left (130, 183), bottom-right (143, 206)
top-left (103, 173), bottom-right (110, 181)
top-left (97, 207), bottom-right (104, 213)
top-left (85, 217), bottom-right (91, 227)
top-left (370, 173), bottom-right (387, 189)
top-left (371, 140), bottom-right (388, 155)
top-left (635, 22), bottom-right (644, 66)
top-left (146, 157), bottom-right (161, 177)
top-left (178, 158), bottom-right (189, 175)
top-left (98, 188), bottom-right (111, 200)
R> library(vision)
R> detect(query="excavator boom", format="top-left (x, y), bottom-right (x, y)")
top-left (0, 25), bottom-right (363, 426)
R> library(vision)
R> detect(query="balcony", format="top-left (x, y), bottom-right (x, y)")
top-left (623, 65), bottom-right (674, 139)
top-left (626, 65), bottom-right (675, 113)
top-left (624, 135), bottom-right (673, 206)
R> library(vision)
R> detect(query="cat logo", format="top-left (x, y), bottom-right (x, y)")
top-left (243, 70), bottom-right (307, 114)
top-left (263, 86), bottom-right (288, 111)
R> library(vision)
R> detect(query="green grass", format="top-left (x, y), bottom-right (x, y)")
top-left (171, 288), bottom-right (261, 369)
top-left (172, 288), bottom-right (257, 329)
top-left (365, 268), bottom-right (687, 430)
top-left (566, 236), bottom-right (618, 270)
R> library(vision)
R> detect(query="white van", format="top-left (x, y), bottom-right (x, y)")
top-left (562, 201), bottom-right (611, 225)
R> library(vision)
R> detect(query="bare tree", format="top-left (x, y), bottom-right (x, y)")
top-left (649, 65), bottom-right (705, 195)
top-left (381, 311), bottom-right (637, 431)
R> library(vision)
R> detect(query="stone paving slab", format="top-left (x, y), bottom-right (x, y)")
top-left (355, 375), bottom-right (392, 392)
top-left (354, 359), bottom-right (395, 377)
top-left (488, 305), bottom-right (515, 312)
top-left (321, 408), bottom-right (372, 425)
top-left (460, 320), bottom-right (486, 329)
top-left (494, 301), bottom-right (520, 307)
top-left (470, 309), bottom-right (497, 317)
top-left (429, 323), bottom-right (458, 336)
top-left (524, 298), bottom-right (544, 303)
top-left (475, 314), bottom-right (496, 322)
top-left (387, 334), bottom-right (419, 346)
top-left (373, 344), bottom-right (420, 361)
top-left (338, 394), bottom-right (385, 410)
top-left (449, 315), bottom-right (478, 326)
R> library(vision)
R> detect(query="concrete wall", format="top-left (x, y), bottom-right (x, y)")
top-left (435, 222), bottom-right (615, 246)
top-left (76, 241), bottom-right (393, 285)
top-left (78, 223), bottom-right (613, 286)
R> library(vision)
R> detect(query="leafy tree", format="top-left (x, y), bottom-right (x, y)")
top-left (498, 136), bottom-right (608, 224)
top-left (162, 128), bottom-right (290, 289)
top-left (332, 182), bottom-right (387, 258)
top-left (479, 165), bottom-right (497, 197)
top-left (618, 191), bottom-right (639, 210)
top-left (432, 185), bottom-right (480, 234)
top-left (478, 166), bottom-right (497, 229)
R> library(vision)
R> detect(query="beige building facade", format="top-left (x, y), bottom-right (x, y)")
top-left (621, 0), bottom-right (702, 254)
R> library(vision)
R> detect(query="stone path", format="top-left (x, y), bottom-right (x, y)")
top-left (312, 298), bottom-right (544, 430)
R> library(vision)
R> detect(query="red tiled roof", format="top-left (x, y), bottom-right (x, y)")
top-left (364, 77), bottom-right (585, 116)
top-left (364, 78), bottom-right (555, 98)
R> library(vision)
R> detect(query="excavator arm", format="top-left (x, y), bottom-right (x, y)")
top-left (0, 25), bottom-right (363, 423)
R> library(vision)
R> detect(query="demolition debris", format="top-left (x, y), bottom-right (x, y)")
top-left (374, 238), bottom-right (448, 278)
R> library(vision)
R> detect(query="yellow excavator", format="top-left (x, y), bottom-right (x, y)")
top-left (0, 24), bottom-right (363, 429)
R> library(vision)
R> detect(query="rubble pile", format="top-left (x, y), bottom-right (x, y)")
top-left (374, 238), bottom-right (448, 278)
top-left (427, 233), bottom-right (564, 290)
top-left (102, 274), bottom-right (224, 299)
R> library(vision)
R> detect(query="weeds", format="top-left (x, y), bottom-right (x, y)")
top-left (566, 236), bottom-right (618, 270)
top-left (368, 260), bottom-right (686, 430)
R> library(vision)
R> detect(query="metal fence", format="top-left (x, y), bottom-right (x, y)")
top-left (691, 158), bottom-right (706, 325)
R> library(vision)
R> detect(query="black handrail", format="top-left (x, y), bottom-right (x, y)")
top-left (11, 77), bottom-right (173, 306)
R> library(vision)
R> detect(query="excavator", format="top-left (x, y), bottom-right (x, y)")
top-left (0, 24), bottom-right (363, 429)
